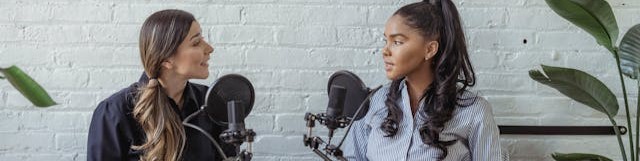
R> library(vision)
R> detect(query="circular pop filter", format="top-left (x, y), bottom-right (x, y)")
top-left (204, 74), bottom-right (255, 124)
top-left (327, 70), bottom-right (370, 121)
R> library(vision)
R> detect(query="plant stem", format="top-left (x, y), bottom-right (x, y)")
top-left (615, 50), bottom-right (635, 161)
top-left (636, 72), bottom-right (640, 161)
top-left (613, 119), bottom-right (629, 161)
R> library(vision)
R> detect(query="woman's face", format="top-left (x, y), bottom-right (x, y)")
top-left (382, 15), bottom-right (438, 80)
top-left (166, 21), bottom-right (213, 80)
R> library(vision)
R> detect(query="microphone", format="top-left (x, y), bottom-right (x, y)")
top-left (221, 100), bottom-right (255, 161)
top-left (325, 85), bottom-right (346, 137)
top-left (182, 74), bottom-right (256, 161)
top-left (227, 100), bottom-right (246, 132)
top-left (302, 70), bottom-right (382, 161)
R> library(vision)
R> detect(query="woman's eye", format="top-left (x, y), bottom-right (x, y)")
top-left (193, 41), bottom-right (201, 46)
top-left (393, 41), bottom-right (403, 45)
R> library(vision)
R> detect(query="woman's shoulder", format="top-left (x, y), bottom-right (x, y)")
top-left (454, 90), bottom-right (494, 122)
top-left (95, 83), bottom-right (141, 117)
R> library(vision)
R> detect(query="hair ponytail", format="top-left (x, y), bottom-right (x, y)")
top-left (132, 78), bottom-right (187, 161)
top-left (131, 9), bottom-right (195, 161)
top-left (439, 0), bottom-right (475, 91)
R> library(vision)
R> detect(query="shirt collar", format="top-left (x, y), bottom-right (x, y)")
top-left (138, 72), bottom-right (149, 83)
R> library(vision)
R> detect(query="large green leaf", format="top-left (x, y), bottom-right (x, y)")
top-left (529, 65), bottom-right (618, 117)
top-left (620, 24), bottom-right (640, 79)
top-left (0, 66), bottom-right (56, 107)
top-left (545, 0), bottom-right (618, 53)
top-left (552, 153), bottom-right (613, 161)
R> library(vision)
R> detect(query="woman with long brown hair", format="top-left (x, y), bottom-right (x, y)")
top-left (88, 9), bottom-right (234, 161)
top-left (344, 0), bottom-right (502, 160)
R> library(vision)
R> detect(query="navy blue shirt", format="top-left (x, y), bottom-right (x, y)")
top-left (87, 75), bottom-right (235, 161)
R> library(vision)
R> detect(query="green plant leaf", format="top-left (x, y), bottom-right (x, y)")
top-left (545, 0), bottom-right (618, 53)
top-left (0, 66), bottom-right (56, 107)
top-left (529, 65), bottom-right (618, 118)
top-left (620, 24), bottom-right (640, 79)
top-left (551, 152), bottom-right (613, 161)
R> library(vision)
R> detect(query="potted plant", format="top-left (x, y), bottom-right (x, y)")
top-left (530, 0), bottom-right (640, 160)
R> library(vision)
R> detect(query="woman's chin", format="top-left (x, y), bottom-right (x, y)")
top-left (385, 72), bottom-right (396, 80)
top-left (192, 73), bottom-right (209, 79)
top-left (200, 73), bottom-right (209, 79)
top-left (385, 72), bottom-right (405, 81)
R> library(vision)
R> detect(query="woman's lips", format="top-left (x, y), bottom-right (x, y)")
top-left (384, 61), bottom-right (393, 71)
top-left (201, 59), bottom-right (209, 67)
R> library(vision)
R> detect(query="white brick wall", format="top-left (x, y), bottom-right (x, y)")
top-left (1, 0), bottom-right (639, 160)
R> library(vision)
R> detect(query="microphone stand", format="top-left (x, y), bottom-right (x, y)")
top-left (183, 100), bottom-right (257, 161)
top-left (220, 100), bottom-right (256, 161)
top-left (302, 85), bottom-right (382, 161)
top-left (303, 112), bottom-right (349, 161)
top-left (219, 129), bottom-right (256, 161)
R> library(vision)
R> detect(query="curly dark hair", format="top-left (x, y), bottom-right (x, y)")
top-left (380, 0), bottom-right (477, 160)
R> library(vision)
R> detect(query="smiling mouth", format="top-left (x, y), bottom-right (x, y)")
top-left (200, 60), bottom-right (209, 67)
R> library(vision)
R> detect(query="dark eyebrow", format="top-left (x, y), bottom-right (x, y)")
top-left (383, 33), bottom-right (407, 38)
top-left (190, 33), bottom-right (201, 41)
top-left (389, 33), bottom-right (406, 38)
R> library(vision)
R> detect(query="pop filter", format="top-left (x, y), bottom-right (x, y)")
top-left (204, 74), bottom-right (255, 124)
top-left (327, 70), bottom-right (369, 121)
top-left (303, 70), bottom-right (379, 161)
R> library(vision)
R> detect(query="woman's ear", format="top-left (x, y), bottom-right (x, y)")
top-left (161, 58), bottom-right (175, 70)
top-left (424, 41), bottom-right (439, 60)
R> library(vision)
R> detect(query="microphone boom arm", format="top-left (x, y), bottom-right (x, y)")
top-left (183, 108), bottom-right (229, 160)
top-left (302, 85), bottom-right (383, 161)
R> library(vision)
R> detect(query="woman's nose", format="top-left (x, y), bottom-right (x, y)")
top-left (205, 41), bottom-right (214, 55)
top-left (382, 46), bottom-right (391, 57)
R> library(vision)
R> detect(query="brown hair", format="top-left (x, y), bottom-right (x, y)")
top-left (131, 9), bottom-right (195, 161)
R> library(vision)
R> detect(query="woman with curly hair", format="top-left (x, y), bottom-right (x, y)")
top-left (344, 0), bottom-right (502, 160)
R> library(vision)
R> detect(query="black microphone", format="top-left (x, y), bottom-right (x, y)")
top-left (227, 100), bottom-right (245, 132)
top-left (303, 70), bottom-right (378, 161)
top-left (223, 100), bottom-right (253, 161)
top-left (183, 74), bottom-right (256, 161)
top-left (326, 85), bottom-right (346, 137)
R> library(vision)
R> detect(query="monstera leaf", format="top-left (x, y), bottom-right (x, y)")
top-left (620, 24), bottom-right (640, 79)
top-left (0, 66), bottom-right (56, 107)
top-left (529, 65), bottom-right (618, 118)
top-left (545, 0), bottom-right (618, 53)
top-left (552, 153), bottom-right (613, 161)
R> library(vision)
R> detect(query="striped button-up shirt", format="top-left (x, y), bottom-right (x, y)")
top-left (343, 80), bottom-right (502, 161)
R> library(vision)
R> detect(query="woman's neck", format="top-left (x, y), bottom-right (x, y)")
top-left (158, 74), bottom-right (188, 109)
top-left (404, 62), bottom-right (433, 116)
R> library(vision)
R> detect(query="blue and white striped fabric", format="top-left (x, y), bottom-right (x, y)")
top-left (343, 79), bottom-right (503, 161)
